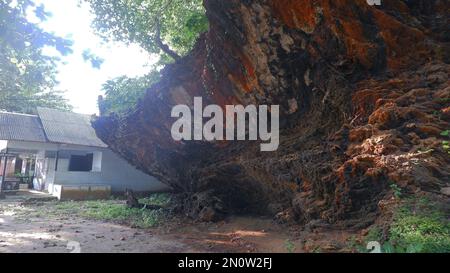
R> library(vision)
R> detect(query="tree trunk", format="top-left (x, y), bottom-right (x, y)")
top-left (94, 0), bottom-right (450, 224)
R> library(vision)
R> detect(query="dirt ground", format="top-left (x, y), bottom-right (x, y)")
top-left (0, 191), bottom-right (356, 253)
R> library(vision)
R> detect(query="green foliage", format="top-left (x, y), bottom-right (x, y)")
top-left (284, 239), bottom-right (296, 253)
top-left (442, 140), bottom-right (450, 154)
top-left (53, 194), bottom-right (170, 228)
top-left (99, 71), bottom-right (161, 116)
top-left (88, 0), bottom-right (208, 115)
top-left (139, 193), bottom-right (171, 207)
top-left (0, 0), bottom-right (73, 113)
top-left (389, 183), bottom-right (402, 199)
top-left (81, 49), bottom-right (104, 69)
top-left (80, 200), bottom-right (164, 228)
top-left (359, 197), bottom-right (450, 253)
top-left (387, 198), bottom-right (450, 253)
top-left (440, 130), bottom-right (450, 155)
top-left (86, 0), bottom-right (208, 60)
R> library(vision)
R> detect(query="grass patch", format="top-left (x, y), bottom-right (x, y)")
top-left (385, 197), bottom-right (450, 253)
top-left (359, 197), bottom-right (450, 253)
top-left (80, 200), bottom-right (164, 228)
top-left (139, 193), bottom-right (171, 207)
top-left (51, 193), bottom-right (170, 228)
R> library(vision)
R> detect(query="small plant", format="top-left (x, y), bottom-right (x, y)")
top-left (390, 183), bottom-right (402, 199)
top-left (284, 239), bottom-right (296, 253)
top-left (441, 130), bottom-right (449, 137)
top-left (440, 130), bottom-right (450, 155)
top-left (442, 140), bottom-right (450, 154)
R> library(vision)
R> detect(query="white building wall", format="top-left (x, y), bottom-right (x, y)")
top-left (98, 149), bottom-right (168, 192)
top-left (5, 140), bottom-right (169, 193)
top-left (54, 149), bottom-right (168, 193)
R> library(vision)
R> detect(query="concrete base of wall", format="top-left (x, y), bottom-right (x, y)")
top-left (52, 184), bottom-right (111, 201)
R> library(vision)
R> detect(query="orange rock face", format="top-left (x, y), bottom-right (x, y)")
top-left (94, 1), bottom-right (450, 224)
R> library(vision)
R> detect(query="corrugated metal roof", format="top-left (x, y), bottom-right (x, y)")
top-left (0, 111), bottom-right (47, 142)
top-left (37, 107), bottom-right (107, 148)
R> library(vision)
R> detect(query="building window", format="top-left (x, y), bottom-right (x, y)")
top-left (68, 153), bottom-right (93, 172)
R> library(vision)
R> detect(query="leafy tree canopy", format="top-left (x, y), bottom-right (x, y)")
top-left (86, 0), bottom-right (208, 61)
top-left (98, 71), bottom-right (160, 116)
top-left (0, 0), bottom-right (74, 113)
top-left (89, 0), bottom-right (208, 116)
top-left (82, 49), bottom-right (104, 69)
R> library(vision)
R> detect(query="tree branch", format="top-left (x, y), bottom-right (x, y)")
top-left (155, 19), bottom-right (181, 61)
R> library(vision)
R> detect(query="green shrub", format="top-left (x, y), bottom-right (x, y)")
top-left (387, 198), bottom-right (450, 253)
top-left (361, 197), bottom-right (450, 253)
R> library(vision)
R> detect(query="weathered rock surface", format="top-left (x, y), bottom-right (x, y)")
top-left (94, 0), bottom-right (450, 224)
